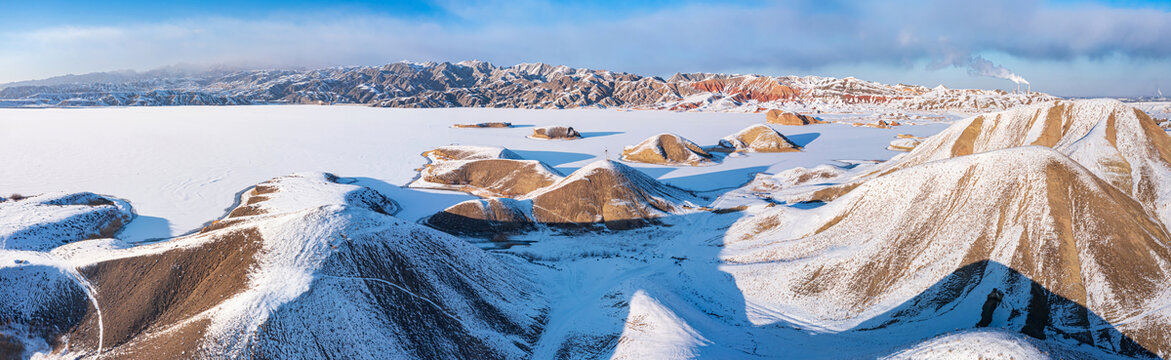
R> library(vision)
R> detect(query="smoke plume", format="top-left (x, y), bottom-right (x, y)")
top-left (965, 56), bottom-right (1029, 85)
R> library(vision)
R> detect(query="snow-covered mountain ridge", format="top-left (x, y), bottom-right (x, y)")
top-left (0, 61), bottom-right (1054, 113)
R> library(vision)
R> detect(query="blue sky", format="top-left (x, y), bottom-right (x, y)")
top-left (0, 0), bottom-right (1169, 97)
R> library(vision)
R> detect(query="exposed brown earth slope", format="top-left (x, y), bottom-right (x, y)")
top-left (531, 126), bottom-right (581, 140)
top-left (0, 173), bottom-right (544, 359)
top-left (866, 99), bottom-right (1171, 228)
top-left (621, 133), bottom-right (714, 166)
top-left (766, 110), bottom-right (824, 125)
top-left (719, 124), bottom-right (802, 153)
top-left (726, 147), bottom-right (1171, 357)
top-left (410, 145), bottom-right (564, 197)
top-left (428, 160), bottom-right (702, 234)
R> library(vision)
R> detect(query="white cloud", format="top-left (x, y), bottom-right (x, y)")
top-left (0, 0), bottom-right (1168, 95)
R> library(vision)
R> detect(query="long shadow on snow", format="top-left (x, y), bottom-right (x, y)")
top-left (658, 166), bottom-right (770, 193)
top-left (348, 176), bottom-right (477, 222)
top-left (784, 132), bottom-right (821, 148)
top-left (508, 150), bottom-right (595, 167)
top-left (578, 131), bottom-right (623, 138)
top-left (244, 227), bottom-right (543, 359)
top-left (843, 260), bottom-right (1156, 358)
top-left (687, 257), bottom-right (1158, 358)
top-left (522, 211), bottom-right (750, 359)
top-left (599, 251), bottom-right (1158, 358)
top-left (510, 208), bottom-right (1160, 358)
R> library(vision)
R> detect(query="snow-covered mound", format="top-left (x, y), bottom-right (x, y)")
top-left (426, 197), bottom-right (536, 235)
top-left (724, 147), bottom-right (1169, 357)
top-left (0, 172), bottom-right (544, 359)
top-left (0, 192), bottom-right (132, 251)
top-left (428, 160), bottom-right (703, 234)
top-left (887, 138), bottom-right (921, 152)
top-left (531, 126), bottom-right (582, 140)
top-left (409, 145), bottom-right (564, 197)
top-left (879, 99), bottom-right (1171, 229)
top-left (718, 124), bottom-right (801, 153)
top-left (765, 110), bottom-right (823, 125)
top-left (621, 133), bottom-right (714, 166)
top-left (417, 145), bottom-right (523, 161)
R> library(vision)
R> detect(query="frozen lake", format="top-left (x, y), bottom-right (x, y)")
top-left (0, 105), bottom-right (949, 241)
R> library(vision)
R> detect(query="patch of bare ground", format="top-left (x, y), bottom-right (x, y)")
top-left (765, 109), bottom-right (824, 125)
top-left (531, 126), bottom-right (581, 140)
top-left (68, 228), bottom-right (263, 355)
top-left (950, 115), bottom-right (984, 156)
top-left (719, 124), bottom-right (801, 153)
top-left (1029, 102), bottom-right (1070, 147)
top-left (423, 159), bottom-right (560, 197)
top-left (1134, 109), bottom-right (1171, 165)
top-left (620, 133), bottom-right (713, 166)
top-left (453, 122), bottom-right (512, 128)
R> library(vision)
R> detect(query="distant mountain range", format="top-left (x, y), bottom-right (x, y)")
top-left (0, 61), bottom-right (1055, 113)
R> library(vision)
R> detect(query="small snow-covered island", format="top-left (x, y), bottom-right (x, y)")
top-left (3, 1), bottom-right (1171, 359)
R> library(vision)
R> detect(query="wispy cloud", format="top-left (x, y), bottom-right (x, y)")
top-left (1, 0), bottom-right (1168, 95)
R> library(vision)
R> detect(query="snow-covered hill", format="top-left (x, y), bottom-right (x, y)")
top-left (0, 193), bottom-right (133, 252)
top-left (0, 173), bottom-right (544, 358)
top-left (876, 99), bottom-right (1171, 229)
top-left (428, 160), bottom-right (704, 234)
top-left (720, 100), bottom-right (1171, 357)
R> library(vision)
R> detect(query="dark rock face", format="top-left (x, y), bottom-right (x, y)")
top-left (0, 61), bottom-right (1054, 110)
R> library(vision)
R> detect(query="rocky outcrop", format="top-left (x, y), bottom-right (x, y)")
top-left (718, 124), bottom-right (801, 153)
top-left (410, 145), bottom-right (564, 197)
top-left (766, 110), bottom-right (823, 125)
top-left (621, 133), bottom-right (714, 166)
top-left (425, 197), bottom-right (536, 235)
top-left (531, 126), bottom-right (581, 140)
top-left (452, 122), bottom-right (512, 128)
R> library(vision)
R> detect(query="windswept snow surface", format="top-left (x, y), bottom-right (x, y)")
top-left (0, 106), bottom-right (946, 242)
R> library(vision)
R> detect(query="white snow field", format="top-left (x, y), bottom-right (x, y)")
top-left (0, 105), bottom-right (947, 242)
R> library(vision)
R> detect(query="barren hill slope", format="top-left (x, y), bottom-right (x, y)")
top-left (409, 145), bottom-right (564, 197)
top-left (725, 147), bottom-right (1171, 357)
top-left (621, 133), bottom-right (714, 166)
top-left (428, 160), bottom-right (703, 234)
top-left (869, 99), bottom-right (1171, 228)
top-left (0, 173), bottom-right (544, 359)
